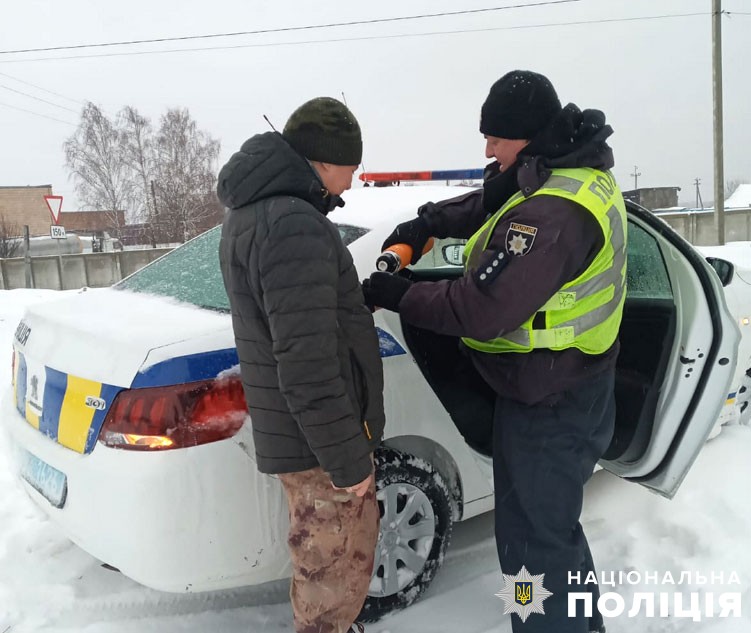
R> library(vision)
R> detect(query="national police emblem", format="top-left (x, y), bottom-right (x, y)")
top-left (515, 581), bottom-right (533, 606)
top-left (506, 222), bottom-right (538, 256)
top-left (495, 565), bottom-right (553, 622)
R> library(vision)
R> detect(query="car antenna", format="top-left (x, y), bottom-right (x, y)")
top-left (262, 115), bottom-right (278, 132)
top-left (341, 92), bottom-right (368, 183)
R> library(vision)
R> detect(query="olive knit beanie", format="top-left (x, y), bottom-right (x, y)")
top-left (283, 97), bottom-right (362, 165)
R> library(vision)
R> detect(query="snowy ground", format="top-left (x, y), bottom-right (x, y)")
top-left (1, 289), bottom-right (750, 632)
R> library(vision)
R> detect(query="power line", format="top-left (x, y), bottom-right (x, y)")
top-left (0, 12), bottom-right (710, 64)
top-left (0, 70), bottom-right (86, 105)
top-left (0, 0), bottom-right (582, 56)
top-left (0, 100), bottom-right (76, 126)
top-left (0, 84), bottom-right (80, 113)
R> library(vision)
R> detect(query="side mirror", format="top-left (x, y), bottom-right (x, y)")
top-left (442, 244), bottom-right (464, 267)
top-left (705, 257), bottom-right (734, 287)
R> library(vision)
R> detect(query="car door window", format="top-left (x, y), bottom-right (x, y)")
top-left (409, 221), bottom-right (675, 291)
top-left (626, 220), bottom-right (673, 299)
top-left (408, 238), bottom-right (467, 272)
top-left (336, 223), bottom-right (370, 245)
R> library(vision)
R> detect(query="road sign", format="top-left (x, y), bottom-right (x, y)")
top-left (43, 195), bottom-right (63, 225)
top-left (50, 225), bottom-right (67, 239)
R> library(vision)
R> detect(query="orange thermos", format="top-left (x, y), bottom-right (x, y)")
top-left (376, 238), bottom-right (435, 274)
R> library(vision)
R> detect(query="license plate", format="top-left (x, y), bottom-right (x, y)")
top-left (19, 450), bottom-right (68, 509)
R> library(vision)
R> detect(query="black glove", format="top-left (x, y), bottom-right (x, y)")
top-left (361, 272), bottom-right (413, 312)
top-left (380, 216), bottom-right (432, 265)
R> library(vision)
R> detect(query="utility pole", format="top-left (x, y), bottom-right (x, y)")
top-left (150, 180), bottom-right (159, 248)
top-left (23, 225), bottom-right (33, 288)
top-left (695, 178), bottom-right (704, 209)
top-left (630, 165), bottom-right (641, 190)
top-left (712, 0), bottom-right (725, 244)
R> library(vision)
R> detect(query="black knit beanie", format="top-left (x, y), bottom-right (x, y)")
top-left (480, 70), bottom-right (562, 140)
top-left (282, 97), bottom-right (362, 166)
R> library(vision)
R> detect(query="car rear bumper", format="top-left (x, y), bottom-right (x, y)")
top-left (0, 388), bottom-right (291, 592)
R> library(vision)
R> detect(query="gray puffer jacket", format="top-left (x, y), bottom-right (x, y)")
top-left (218, 132), bottom-right (384, 488)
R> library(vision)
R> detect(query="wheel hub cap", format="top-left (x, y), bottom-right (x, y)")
top-left (368, 482), bottom-right (437, 598)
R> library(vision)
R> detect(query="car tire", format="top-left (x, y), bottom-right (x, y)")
top-left (359, 447), bottom-right (454, 622)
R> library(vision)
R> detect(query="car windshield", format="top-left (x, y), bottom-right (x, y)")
top-left (115, 223), bottom-right (370, 311)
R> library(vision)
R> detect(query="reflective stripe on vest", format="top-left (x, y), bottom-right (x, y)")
top-left (461, 167), bottom-right (627, 355)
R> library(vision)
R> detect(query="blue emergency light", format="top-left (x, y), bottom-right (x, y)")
top-left (360, 169), bottom-right (484, 183)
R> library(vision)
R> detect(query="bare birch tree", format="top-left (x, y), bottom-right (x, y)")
top-left (65, 103), bottom-right (220, 245)
top-left (64, 103), bottom-right (134, 238)
top-left (152, 108), bottom-right (221, 242)
top-left (119, 106), bottom-right (158, 245)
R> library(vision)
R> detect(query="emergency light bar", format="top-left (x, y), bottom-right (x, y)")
top-left (359, 169), bottom-right (484, 183)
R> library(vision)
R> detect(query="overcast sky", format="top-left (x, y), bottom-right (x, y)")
top-left (1, 0), bottom-right (749, 210)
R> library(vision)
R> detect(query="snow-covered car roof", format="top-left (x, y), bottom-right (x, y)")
top-left (332, 185), bottom-right (475, 230)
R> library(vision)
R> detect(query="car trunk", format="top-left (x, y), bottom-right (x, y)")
top-left (10, 288), bottom-right (230, 454)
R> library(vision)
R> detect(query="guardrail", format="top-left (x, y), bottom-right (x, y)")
top-left (0, 248), bottom-right (173, 290)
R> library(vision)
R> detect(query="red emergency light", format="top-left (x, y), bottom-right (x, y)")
top-left (360, 169), bottom-right (484, 183)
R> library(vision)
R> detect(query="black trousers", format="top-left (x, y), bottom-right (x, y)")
top-left (493, 369), bottom-right (615, 633)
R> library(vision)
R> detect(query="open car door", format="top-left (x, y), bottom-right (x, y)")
top-left (379, 193), bottom-right (740, 502)
top-left (602, 202), bottom-right (740, 498)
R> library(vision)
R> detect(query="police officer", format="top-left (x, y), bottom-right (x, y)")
top-left (362, 70), bottom-right (626, 633)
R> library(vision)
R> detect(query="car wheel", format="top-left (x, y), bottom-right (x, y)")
top-left (360, 447), bottom-right (454, 622)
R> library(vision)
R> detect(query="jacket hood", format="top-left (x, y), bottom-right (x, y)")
top-left (216, 131), bottom-right (343, 214)
top-left (481, 103), bottom-right (615, 213)
top-left (521, 102), bottom-right (615, 170)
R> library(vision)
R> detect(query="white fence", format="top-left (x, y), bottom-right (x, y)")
top-left (0, 248), bottom-right (173, 290)
top-left (656, 207), bottom-right (751, 245)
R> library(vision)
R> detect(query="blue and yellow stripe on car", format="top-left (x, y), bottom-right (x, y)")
top-left (11, 329), bottom-right (406, 455)
top-left (726, 392), bottom-right (736, 406)
top-left (376, 328), bottom-right (406, 358)
top-left (13, 350), bottom-right (123, 454)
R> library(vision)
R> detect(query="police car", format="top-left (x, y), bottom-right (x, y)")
top-left (0, 174), bottom-right (745, 621)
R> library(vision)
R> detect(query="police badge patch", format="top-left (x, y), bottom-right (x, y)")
top-left (495, 565), bottom-right (553, 623)
top-left (506, 222), bottom-right (538, 256)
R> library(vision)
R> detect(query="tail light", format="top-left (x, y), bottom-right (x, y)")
top-left (98, 377), bottom-right (248, 451)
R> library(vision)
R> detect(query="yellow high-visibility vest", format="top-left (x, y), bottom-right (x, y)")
top-left (462, 167), bottom-right (627, 354)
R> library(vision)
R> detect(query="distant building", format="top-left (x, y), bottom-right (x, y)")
top-left (119, 222), bottom-right (155, 247)
top-left (0, 185), bottom-right (55, 236)
top-left (622, 186), bottom-right (681, 211)
top-left (60, 210), bottom-right (126, 234)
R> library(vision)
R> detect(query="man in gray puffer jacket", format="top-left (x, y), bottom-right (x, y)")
top-left (218, 97), bottom-right (384, 633)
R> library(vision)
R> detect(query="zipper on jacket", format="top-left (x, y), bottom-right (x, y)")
top-left (349, 351), bottom-right (369, 419)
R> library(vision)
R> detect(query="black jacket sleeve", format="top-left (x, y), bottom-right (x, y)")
top-left (259, 204), bottom-right (372, 488)
top-left (417, 189), bottom-right (489, 239)
top-left (399, 196), bottom-right (604, 340)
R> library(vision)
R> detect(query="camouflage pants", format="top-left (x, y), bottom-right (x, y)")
top-left (279, 466), bottom-right (380, 633)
